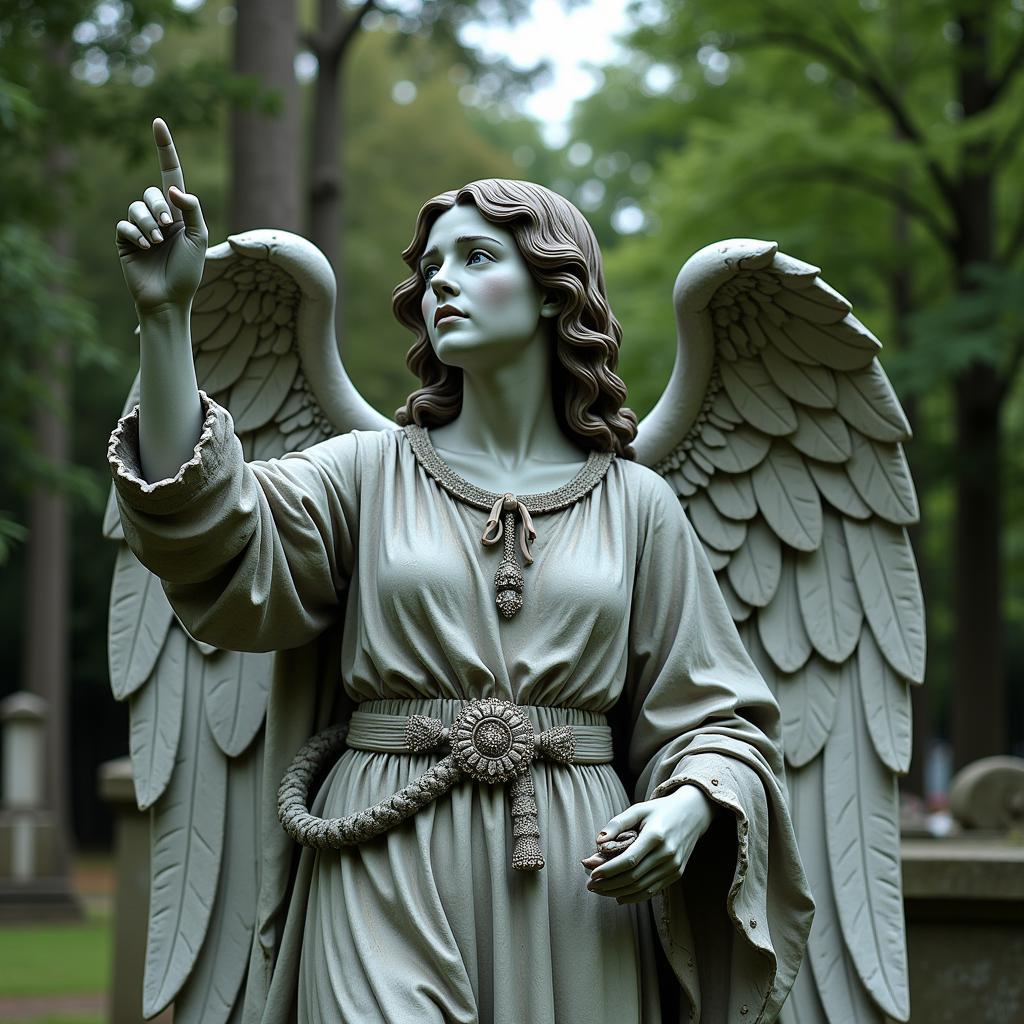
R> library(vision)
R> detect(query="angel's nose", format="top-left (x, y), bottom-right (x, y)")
top-left (430, 265), bottom-right (459, 298)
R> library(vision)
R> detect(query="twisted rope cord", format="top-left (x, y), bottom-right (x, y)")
top-left (277, 716), bottom-right (578, 870)
top-left (278, 725), bottom-right (462, 849)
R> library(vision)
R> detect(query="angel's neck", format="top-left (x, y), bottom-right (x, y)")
top-left (431, 345), bottom-right (582, 473)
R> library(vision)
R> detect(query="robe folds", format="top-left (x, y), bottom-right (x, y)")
top-left (108, 393), bottom-right (813, 1024)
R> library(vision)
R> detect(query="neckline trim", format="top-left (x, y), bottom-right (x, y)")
top-left (403, 424), bottom-right (614, 514)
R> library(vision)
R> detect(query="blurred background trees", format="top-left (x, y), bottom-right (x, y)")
top-left (0, 0), bottom-right (1021, 850)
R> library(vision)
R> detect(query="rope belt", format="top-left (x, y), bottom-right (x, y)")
top-left (277, 698), bottom-right (614, 872)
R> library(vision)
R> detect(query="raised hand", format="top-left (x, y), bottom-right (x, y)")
top-left (583, 784), bottom-right (716, 904)
top-left (116, 117), bottom-right (208, 314)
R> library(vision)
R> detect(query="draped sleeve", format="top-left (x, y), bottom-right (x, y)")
top-left (623, 469), bottom-right (814, 1024)
top-left (107, 391), bottom-right (372, 653)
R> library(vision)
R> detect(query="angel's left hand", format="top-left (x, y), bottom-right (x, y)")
top-left (583, 785), bottom-right (717, 904)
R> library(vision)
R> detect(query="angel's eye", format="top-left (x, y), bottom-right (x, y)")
top-left (467, 250), bottom-right (494, 267)
top-left (422, 265), bottom-right (439, 280)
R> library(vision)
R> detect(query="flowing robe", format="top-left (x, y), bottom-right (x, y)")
top-left (109, 395), bottom-right (813, 1024)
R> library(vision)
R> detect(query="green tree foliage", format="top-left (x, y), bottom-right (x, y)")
top-left (300, 0), bottom-right (546, 288)
top-left (0, 0), bottom-right (548, 843)
top-left (0, 1), bottom-right (252, 528)
top-left (0, 0), bottom-right (264, 846)
top-left (339, 27), bottom-right (531, 414)
top-left (0, 0), bottom-right (219, 624)
top-left (0, 223), bottom-right (110, 527)
top-left (568, 0), bottom-right (1024, 761)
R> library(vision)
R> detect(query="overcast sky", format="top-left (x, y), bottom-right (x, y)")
top-left (461, 0), bottom-right (634, 146)
top-left (168, 0), bottom-right (636, 146)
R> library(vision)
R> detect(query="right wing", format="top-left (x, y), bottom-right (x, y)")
top-left (633, 240), bottom-right (925, 1024)
top-left (105, 230), bottom-right (392, 1021)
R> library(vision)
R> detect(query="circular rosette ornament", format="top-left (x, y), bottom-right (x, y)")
top-left (451, 699), bottom-right (535, 783)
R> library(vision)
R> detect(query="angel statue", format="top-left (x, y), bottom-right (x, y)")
top-left (105, 117), bottom-right (923, 1024)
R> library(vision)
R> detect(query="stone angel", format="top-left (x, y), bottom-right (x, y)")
top-left (105, 118), bottom-right (922, 1024)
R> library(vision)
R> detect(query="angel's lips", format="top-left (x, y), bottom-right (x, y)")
top-left (434, 306), bottom-right (468, 327)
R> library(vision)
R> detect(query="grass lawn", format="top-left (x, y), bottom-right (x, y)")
top-left (10, 1019), bottom-right (103, 1024)
top-left (0, 910), bottom-right (110, 997)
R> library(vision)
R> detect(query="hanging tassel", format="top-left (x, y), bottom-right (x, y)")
top-left (482, 493), bottom-right (536, 618)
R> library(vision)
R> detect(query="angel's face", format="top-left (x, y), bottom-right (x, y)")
top-left (418, 203), bottom-right (555, 369)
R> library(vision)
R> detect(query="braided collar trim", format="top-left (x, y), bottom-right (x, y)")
top-left (402, 424), bottom-right (614, 514)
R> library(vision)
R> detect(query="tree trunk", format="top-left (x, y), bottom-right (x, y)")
top-left (885, 8), bottom-right (932, 794)
top-left (950, 9), bottom-right (1005, 769)
top-left (891, 207), bottom-right (932, 796)
top-left (24, 329), bottom-right (71, 856)
top-left (230, 0), bottom-right (301, 233)
top-left (308, 0), bottom-right (344, 281)
top-left (21, 49), bottom-right (77, 906)
top-left (951, 362), bottom-right (1004, 767)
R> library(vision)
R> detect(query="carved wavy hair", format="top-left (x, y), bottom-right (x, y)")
top-left (392, 179), bottom-right (637, 459)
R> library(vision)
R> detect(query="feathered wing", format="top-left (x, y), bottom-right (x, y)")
top-left (633, 240), bottom-right (924, 1024)
top-left (104, 231), bottom-right (392, 1021)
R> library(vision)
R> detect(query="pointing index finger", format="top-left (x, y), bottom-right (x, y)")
top-left (152, 117), bottom-right (185, 222)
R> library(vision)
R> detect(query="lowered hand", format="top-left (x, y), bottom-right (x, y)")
top-left (583, 784), bottom-right (716, 904)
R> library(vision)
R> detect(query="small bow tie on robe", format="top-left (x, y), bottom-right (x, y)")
top-left (481, 494), bottom-right (537, 618)
top-left (481, 492), bottom-right (537, 563)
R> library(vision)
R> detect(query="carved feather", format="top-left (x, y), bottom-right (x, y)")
top-left (778, 656), bottom-right (841, 768)
top-left (769, 252), bottom-right (820, 283)
top-left (823, 672), bottom-right (909, 1020)
top-left (706, 470), bottom-right (758, 520)
top-left (835, 364), bottom-right (911, 443)
top-left (666, 466), bottom-right (697, 497)
top-left (194, 324), bottom-right (256, 392)
top-left (230, 353), bottom-right (299, 432)
top-left (193, 278), bottom-right (238, 315)
top-left (128, 625), bottom-right (186, 810)
top-left (789, 758), bottom-right (888, 1024)
top-left (109, 547), bottom-right (175, 701)
top-left (726, 517), bottom-right (781, 608)
top-left (783, 317), bottom-right (879, 371)
top-left (716, 571), bottom-right (753, 622)
top-left (846, 433), bottom-right (919, 525)
top-left (773, 283), bottom-right (850, 324)
top-left (144, 641), bottom-right (226, 1018)
top-left (761, 317), bottom-right (819, 366)
top-left (702, 423), bottom-right (770, 473)
top-left (711, 388), bottom-right (743, 425)
top-left (751, 443), bottom-right (823, 552)
top-left (807, 462), bottom-right (872, 520)
top-left (173, 744), bottom-right (261, 1024)
top-left (857, 625), bottom-right (913, 774)
top-left (106, 229), bottom-right (394, 1022)
top-left (203, 648), bottom-right (274, 759)
top-left (762, 347), bottom-right (837, 408)
top-left (844, 519), bottom-right (925, 684)
top-left (790, 407), bottom-right (851, 464)
top-left (757, 555), bottom-right (813, 674)
top-left (103, 486), bottom-right (126, 541)
top-left (699, 421), bottom-right (729, 448)
top-left (701, 543), bottom-right (731, 572)
top-left (636, 238), bottom-right (923, 1024)
top-left (737, 619), bottom-right (780, 698)
top-left (721, 357), bottom-right (798, 435)
top-left (796, 513), bottom-right (863, 666)
top-left (680, 455), bottom-right (711, 489)
top-left (687, 492), bottom-right (748, 552)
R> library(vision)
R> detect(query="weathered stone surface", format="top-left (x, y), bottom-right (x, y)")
top-left (902, 836), bottom-right (1024, 1023)
top-left (949, 755), bottom-right (1024, 831)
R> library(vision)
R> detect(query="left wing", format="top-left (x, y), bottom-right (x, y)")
top-left (633, 240), bottom-right (924, 1024)
top-left (105, 230), bottom-right (391, 1022)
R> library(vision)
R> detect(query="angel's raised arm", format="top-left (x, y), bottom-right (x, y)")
top-left (115, 117), bottom-right (208, 481)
